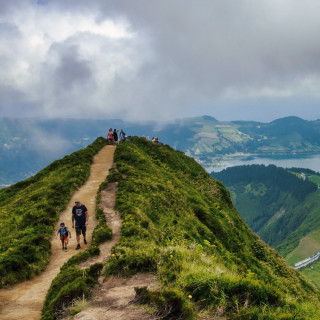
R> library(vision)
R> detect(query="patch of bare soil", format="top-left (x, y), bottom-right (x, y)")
top-left (69, 274), bottom-right (157, 320)
top-left (0, 145), bottom-right (115, 320)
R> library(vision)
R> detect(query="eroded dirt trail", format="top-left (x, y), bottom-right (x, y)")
top-left (62, 172), bottom-right (157, 320)
top-left (0, 145), bottom-right (115, 320)
top-left (70, 274), bottom-right (157, 320)
top-left (77, 182), bottom-right (122, 270)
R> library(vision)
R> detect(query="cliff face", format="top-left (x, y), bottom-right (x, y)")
top-left (105, 137), bottom-right (320, 319)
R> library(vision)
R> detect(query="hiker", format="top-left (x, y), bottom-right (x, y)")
top-left (113, 128), bottom-right (118, 145)
top-left (72, 200), bottom-right (89, 250)
top-left (119, 129), bottom-right (126, 142)
top-left (56, 222), bottom-right (71, 251)
top-left (107, 128), bottom-right (113, 144)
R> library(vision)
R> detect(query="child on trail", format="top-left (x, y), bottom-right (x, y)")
top-left (56, 222), bottom-right (71, 251)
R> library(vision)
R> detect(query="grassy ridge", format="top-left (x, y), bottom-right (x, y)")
top-left (103, 138), bottom-right (320, 319)
top-left (0, 137), bottom-right (106, 287)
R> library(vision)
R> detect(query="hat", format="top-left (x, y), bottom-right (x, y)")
top-left (60, 222), bottom-right (65, 227)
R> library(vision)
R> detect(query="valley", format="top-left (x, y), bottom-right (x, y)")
top-left (213, 165), bottom-right (320, 287)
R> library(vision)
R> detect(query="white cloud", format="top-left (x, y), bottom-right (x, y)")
top-left (1, 0), bottom-right (320, 121)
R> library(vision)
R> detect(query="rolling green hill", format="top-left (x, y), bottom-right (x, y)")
top-left (46, 138), bottom-right (319, 319)
top-left (212, 165), bottom-right (320, 287)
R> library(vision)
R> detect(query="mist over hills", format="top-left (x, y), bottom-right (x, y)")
top-left (2, 115), bottom-right (320, 187)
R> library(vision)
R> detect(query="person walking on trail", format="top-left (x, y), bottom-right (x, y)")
top-left (56, 222), bottom-right (71, 252)
top-left (72, 200), bottom-right (89, 250)
top-left (113, 128), bottom-right (118, 145)
top-left (107, 128), bottom-right (113, 144)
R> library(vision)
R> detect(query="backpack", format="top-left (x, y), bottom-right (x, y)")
top-left (59, 227), bottom-right (69, 238)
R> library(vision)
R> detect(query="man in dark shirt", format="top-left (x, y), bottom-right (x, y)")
top-left (72, 200), bottom-right (89, 250)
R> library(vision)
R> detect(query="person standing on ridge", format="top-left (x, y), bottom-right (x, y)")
top-left (107, 128), bottom-right (113, 144)
top-left (113, 128), bottom-right (118, 145)
top-left (72, 200), bottom-right (89, 250)
top-left (119, 129), bottom-right (126, 142)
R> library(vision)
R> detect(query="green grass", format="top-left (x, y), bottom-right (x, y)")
top-left (0, 137), bottom-right (107, 287)
top-left (102, 137), bottom-right (320, 319)
top-left (285, 230), bottom-right (320, 267)
top-left (308, 175), bottom-right (320, 186)
top-left (301, 260), bottom-right (320, 288)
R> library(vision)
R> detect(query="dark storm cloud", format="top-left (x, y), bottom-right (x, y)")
top-left (52, 44), bottom-right (92, 92)
top-left (1, 0), bottom-right (320, 121)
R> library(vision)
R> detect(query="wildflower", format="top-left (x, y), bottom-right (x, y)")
top-left (188, 295), bottom-right (192, 299)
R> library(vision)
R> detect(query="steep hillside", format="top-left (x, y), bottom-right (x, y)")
top-left (95, 138), bottom-right (320, 319)
top-left (212, 165), bottom-right (320, 285)
top-left (0, 137), bottom-right (106, 287)
top-left (211, 165), bottom-right (318, 247)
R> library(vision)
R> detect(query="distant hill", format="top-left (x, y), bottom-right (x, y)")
top-left (2, 115), bottom-right (320, 186)
top-left (212, 165), bottom-right (320, 287)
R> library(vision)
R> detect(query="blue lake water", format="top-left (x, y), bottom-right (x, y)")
top-left (205, 154), bottom-right (320, 173)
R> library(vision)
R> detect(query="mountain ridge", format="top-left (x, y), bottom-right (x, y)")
top-left (3, 115), bottom-right (320, 186)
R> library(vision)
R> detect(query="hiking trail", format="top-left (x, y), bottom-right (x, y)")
top-left (61, 183), bottom-right (158, 320)
top-left (0, 145), bottom-right (115, 320)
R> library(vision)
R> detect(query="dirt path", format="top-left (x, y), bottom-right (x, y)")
top-left (0, 145), bottom-right (115, 320)
top-left (77, 182), bottom-right (121, 270)
top-left (61, 179), bottom-right (158, 320)
top-left (69, 274), bottom-right (157, 320)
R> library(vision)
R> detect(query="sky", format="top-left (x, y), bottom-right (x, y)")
top-left (1, 0), bottom-right (320, 122)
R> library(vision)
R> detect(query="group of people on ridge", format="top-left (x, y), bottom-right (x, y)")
top-left (56, 200), bottom-right (89, 251)
top-left (107, 128), bottom-right (125, 145)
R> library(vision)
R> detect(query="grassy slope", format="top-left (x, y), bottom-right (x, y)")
top-left (212, 166), bottom-right (319, 249)
top-left (0, 137), bottom-right (106, 287)
top-left (103, 138), bottom-right (320, 319)
top-left (213, 165), bottom-right (320, 288)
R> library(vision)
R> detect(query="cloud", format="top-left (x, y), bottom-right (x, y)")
top-left (1, 0), bottom-right (320, 121)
